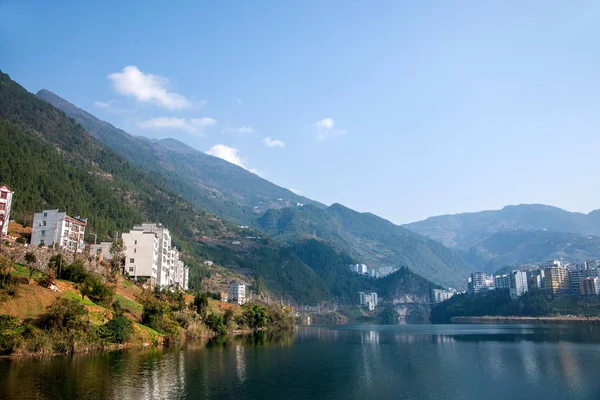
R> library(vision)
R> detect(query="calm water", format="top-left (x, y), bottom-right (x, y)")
top-left (2, 324), bottom-right (600, 399)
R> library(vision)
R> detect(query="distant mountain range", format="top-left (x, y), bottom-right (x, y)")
top-left (36, 89), bottom-right (473, 289)
top-left (405, 204), bottom-right (600, 273)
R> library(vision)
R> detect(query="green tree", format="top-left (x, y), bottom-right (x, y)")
top-left (24, 252), bottom-right (37, 277)
top-left (109, 239), bottom-right (126, 272)
top-left (193, 292), bottom-right (210, 319)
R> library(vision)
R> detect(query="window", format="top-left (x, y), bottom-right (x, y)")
top-left (134, 240), bottom-right (137, 245)
top-left (43, 212), bottom-right (47, 217)
top-left (42, 220), bottom-right (46, 226)
top-left (41, 230), bottom-right (46, 235)
top-left (129, 267), bottom-right (134, 273)
top-left (130, 258), bottom-right (135, 263)
top-left (0, 192), bottom-right (6, 199)
top-left (134, 249), bottom-right (137, 253)
top-left (0, 204), bottom-right (4, 210)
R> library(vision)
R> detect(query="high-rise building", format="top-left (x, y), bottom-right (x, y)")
top-left (494, 274), bottom-right (510, 290)
top-left (526, 269), bottom-right (545, 289)
top-left (509, 270), bottom-right (528, 299)
top-left (468, 272), bottom-right (494, 294)
top-left (0, 185), bottom-right (14, 237)
top-left (229, 281), bottom-right (247, 305)
top-left (568, 269), bottom-right (598, 295)
top-left (544, 265), bottom-right (570, 296)
top-left (359, 292), bottom-right (378, 310)
top-left (121, 223), bottom-right (188, 289)
top-left (31, 209), bottom-right (87, 252)
top-left (431, 288), bottom-right (455, 303)
top-left (580, 277), bottom-right (600, 296)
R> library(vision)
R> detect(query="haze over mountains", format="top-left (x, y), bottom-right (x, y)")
top-left (405, 204), bottom-right (600, 273)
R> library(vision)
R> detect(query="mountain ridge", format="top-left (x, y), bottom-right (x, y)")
top-left (37, 89), bottom-right (474, 289)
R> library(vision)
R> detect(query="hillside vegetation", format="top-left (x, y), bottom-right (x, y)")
top-left (259, 204), bottom-right (472, 288)
top-left (37, 89), bottom-right (321, 224)
top-left (0, 70), bottom-right (341, 304)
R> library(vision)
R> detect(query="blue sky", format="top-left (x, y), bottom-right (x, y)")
top-left (3, 1), bottom-right (600, 224)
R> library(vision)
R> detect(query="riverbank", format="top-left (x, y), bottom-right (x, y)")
top-left (451, 316), bottom-right (600, 325)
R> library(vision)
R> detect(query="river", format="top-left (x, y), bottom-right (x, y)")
top-left (2, 324), bottom-right (600, 399)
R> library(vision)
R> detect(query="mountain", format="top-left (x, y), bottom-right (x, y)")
top-left (465, 230), bottom-right (600, 272)
top-left (4, 71), bottom-right (444, 307)
top-left (36, 89), bottom-right (321, 225)
top-left (404, 204), bottom-right (599, 251)
top-left (258, 204), bottom-right (472, 289)
top-left (404, 204), bottom-right (600, 273)
top-left (0, 70), bottom-right (336, 304)
top-left (37, 89), bottom-right (473, 289)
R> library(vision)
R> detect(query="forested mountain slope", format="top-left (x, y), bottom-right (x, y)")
top-left (37, 89), bottom-right (321, 224)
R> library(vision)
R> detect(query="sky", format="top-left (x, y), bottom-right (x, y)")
top-left (2, 1), bottom-right (600, 224)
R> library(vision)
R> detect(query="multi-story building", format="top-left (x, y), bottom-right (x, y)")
top-left (31, 209), bottom-right (87, 252)
top-left (568, 269), bottom-right (598, 295)
top-left (494, 274), bottom-right (510, 290)
top-left (580, 277), bottom-right (600, 296)
top-left (359, 292), bottom-right (378, 311)
top-left (431, 288), bottom-right (455, 303)
top-left (544, 265), bottom-right (570, 296)
top-left (0, 185), bottom-right (14, 237)
top-left (121, 223), bottom-right (188, 289)
top-left (468, 272), bottom-right (495, 294)
top-left (509, 270), bottom-right (528, 299)
top-left (122, 229), bottom-right (160, 285)
top-left (229, 281), bottom-right (247, 305)
top-left (526, 269), bottom-right (545, 289)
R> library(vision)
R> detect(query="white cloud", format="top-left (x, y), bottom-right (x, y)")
top-left (206, 144), bottom-right (257, 174)
top-left (315, 117), bottom-right (347, 141)
top-left (138, 117), bottom-right (216, 135)
top-left (108, 66), bottom-right (190, 110)
top-left (237, 126), bottom-right (256, 134)
top-left (94, 100), bottom-right (113, 109)
top-left (263, 136), bottom-right (285, 148)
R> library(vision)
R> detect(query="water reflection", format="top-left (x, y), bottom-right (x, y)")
top-left (3, 325), bottom-right (600, 399)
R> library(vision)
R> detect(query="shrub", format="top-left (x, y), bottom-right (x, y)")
top-left (80, 274), bottom-right (114, 306)
top-left (43, 298), bottom-right (88, 331)
top-left (100, 315), bottom-right (133, 344)
top-left (193, 292), bottom-right (209, 318)
top-left (205, 312), bottom-right (227, 335)
top-left (59, 260), bottom-right (88, 283)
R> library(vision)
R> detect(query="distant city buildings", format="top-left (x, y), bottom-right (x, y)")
top-left (31, 209), bottom-right (87, 252)
top-left (468, 272), bottom-right (495, 294)
top-left (509, 270), bottom-right (528, 299)
top-left (544, 262), bottom-right (570, 296)
top-left (349, 264), bottom-right (398, 279)
top-left (432, 288), bottom-right (456, 303)
top-left (0, 185), bottom-right (13, 238)
top-left (229, 281), bottom-right (246, 305)
top-left (359, 292), bottom-right (378, 311)
top-left (581, 277), bottom-right (600, 296)
top-left (463, 258), bottom-right (600, 300)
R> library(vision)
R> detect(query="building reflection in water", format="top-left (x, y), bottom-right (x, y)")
top-left (235, 344), bottom-right (247, 384)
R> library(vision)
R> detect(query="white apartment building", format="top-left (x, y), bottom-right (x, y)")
top-left (121, 223), bottom-right (189, 290)
top-left (0, 185), bottom-right (13, 237)
top-left (432, 288), bottom-right (455, 303)
top-left (122, 229), bottom-right (160, 286)
top-left (31, 209), bottom-right (87, 252)
top-left (229, 281), bottom-right (247, 305)
top-left (359, 292), bottom-right (378, 311)
top-left (509, 270), bottom-right (529, 299)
